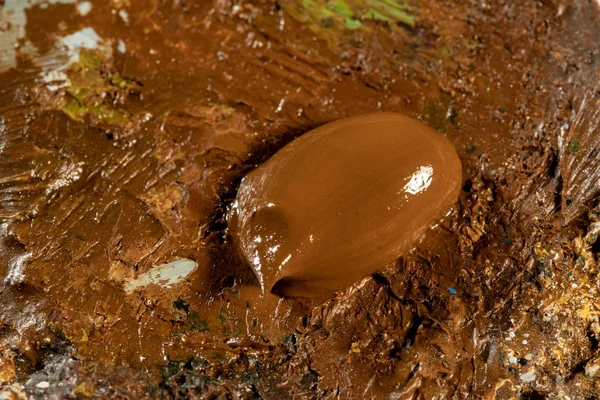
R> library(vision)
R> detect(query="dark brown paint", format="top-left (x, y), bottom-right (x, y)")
top-left (229, 113), bottom-right (462, 297)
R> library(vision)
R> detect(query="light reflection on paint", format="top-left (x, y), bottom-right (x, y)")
top-left (278, 254), bottom-right (292, 272)
top-left (403, 165), bottom-right (433, 195)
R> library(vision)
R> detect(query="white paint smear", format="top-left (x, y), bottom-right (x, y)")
top-left (77, 1), bottom-right (93, 16)
top-left (124, 259), bottom-right (197, 292)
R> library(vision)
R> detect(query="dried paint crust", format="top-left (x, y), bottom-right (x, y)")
top-left (1, 0), bottom-right (600, 398)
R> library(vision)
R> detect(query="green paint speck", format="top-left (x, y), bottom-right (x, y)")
top-left (328, 0), bottom-right (354, 18)
top-left (568, 140), bottom-right (580, 153)
top-left (344, 17), bottom-right (362, 29)
top-left (188, 311), bottom-right (210, 332)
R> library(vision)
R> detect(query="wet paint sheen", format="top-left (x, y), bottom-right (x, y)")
top-left (228, 113), bottom-right (462, 298)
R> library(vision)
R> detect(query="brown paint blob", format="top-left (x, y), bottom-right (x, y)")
top-left (228, 113), bottom-right (462, 298)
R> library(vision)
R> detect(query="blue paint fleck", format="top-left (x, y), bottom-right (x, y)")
top-left (3, 277), bottom-right (9, 285)
top-left (448, 287), bottom-right (457, 295)
top-left (99, 388), bottom-right (106, 394)
top-left (562, 123), bottom-right (570, 130)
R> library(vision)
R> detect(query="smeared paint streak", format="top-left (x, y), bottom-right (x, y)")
top-left (124, 259), bottom-right (197, 292)
top-left (39, 27), bottom-right (111, 92)
top-left (280, 0), bottom-right (416, 50)
top-left (0, 0), bottom-right (79, 72)
top-left (60, 27), bottom-right (108, 63)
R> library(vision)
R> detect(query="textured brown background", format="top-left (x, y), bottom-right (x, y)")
top-left (1, 0), bottom-right (600, 398)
